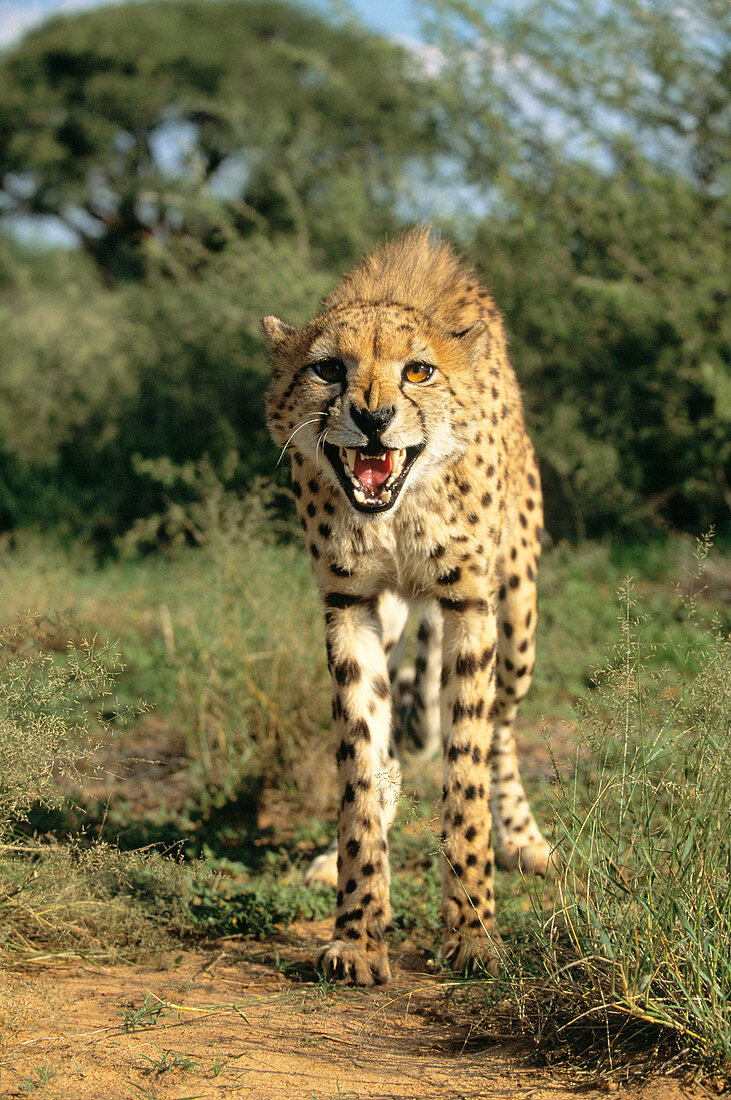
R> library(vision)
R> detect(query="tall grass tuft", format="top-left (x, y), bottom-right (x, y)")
top-left (516, 541), bottom-right (730, 1078)
top-left (121, 457), bottom-right (333, 810)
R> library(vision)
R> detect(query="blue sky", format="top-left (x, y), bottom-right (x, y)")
top-left (0, 0), bottom-right (423, 49)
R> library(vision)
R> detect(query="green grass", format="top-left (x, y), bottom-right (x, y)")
top-left (0, 475), bottom-right (728, 1077)
top-left (471, 544), bottom-right (731, 1078)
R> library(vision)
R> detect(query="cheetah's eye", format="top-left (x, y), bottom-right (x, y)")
top-left (310, 357), bottom-right (346, 384)
top-left (402, 361), bottom-right (435, 384)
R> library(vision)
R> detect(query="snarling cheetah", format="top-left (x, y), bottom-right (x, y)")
top-left (263, 228), bottom-right (553, 985)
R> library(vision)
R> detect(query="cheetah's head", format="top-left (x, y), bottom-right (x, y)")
top-left (263, 303), bottom-right (489, 517)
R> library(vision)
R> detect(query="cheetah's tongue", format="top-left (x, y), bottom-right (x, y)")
top-left (353, 451), bottom-right (392, 491)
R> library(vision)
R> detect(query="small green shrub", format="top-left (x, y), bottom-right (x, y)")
top-left (0, 612), bottom-right (127, 834)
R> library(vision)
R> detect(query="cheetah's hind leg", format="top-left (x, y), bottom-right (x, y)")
top-left (491, 494), bottom-right (556, 878)
top-left (392, 601), bottom-right (442, 760)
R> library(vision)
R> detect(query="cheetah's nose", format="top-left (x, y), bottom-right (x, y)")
top-left (350, 402), bottom-right (396, 442)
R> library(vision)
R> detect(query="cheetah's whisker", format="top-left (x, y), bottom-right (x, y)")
top-left (315, 429), bottom-right (329, 467)
top-left (274, 418), bottom-right (321, 467)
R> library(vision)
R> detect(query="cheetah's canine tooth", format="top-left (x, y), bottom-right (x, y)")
top-left (340, 446), bottom-right (357, 472)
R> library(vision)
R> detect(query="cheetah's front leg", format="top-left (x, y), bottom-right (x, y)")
top-left (318, 593), bottom-right (398, 985)
top-left (439, 595), bottom-right (502, 976)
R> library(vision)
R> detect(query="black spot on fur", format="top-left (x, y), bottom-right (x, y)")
top-left (335, 659), bottom-right (361, 685)
top-left (335, 907), bottom-right (363, 929)
top-left (439, 597), bottom-right (490, 614)
top-left (438, 566), bottom-right (462, 586)
top-left (330, 563), bottom-right (352, 578)
top-left (335, 740), bottom-right (354, 763)
top-left (326, 591), bottom-right (371, 610)
top-left (350, 719), bottom-right (370, 740)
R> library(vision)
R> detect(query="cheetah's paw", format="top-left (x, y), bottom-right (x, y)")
top-left (304, 849), bottom-right (338, 887)
top-left (496, 837), bottom-right (559, 878)
top-left (442, 931), bottom-right (502, 978)
top-left (317, 940), bottom-right (391, 986)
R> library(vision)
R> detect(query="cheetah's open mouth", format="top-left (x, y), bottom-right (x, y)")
top-left (324, 442), bottom-right (423, 514)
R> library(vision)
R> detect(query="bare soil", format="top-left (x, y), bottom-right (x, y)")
top-left (0, 706), bottom-right (712, 1099)
top-left (0, 927), bottom-right (703, 1100)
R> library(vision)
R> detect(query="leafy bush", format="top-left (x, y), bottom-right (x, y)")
top-left (0, 612), bottom-right (126, 833)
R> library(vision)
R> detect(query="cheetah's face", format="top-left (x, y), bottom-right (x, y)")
top-left (264, 305), bottom-right (487, 516)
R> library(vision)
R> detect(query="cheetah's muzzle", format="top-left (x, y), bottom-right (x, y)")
top-left (324, 442), bottom-right (424, 513)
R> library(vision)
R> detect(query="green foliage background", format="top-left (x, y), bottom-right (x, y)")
top-left (0, 0), bottom-right (728, 546)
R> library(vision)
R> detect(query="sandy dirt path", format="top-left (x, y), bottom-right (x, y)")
top-left (0, 921), bottom-right (699, 1100)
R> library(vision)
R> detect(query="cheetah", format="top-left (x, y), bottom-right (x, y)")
top-left (263, 228), bottom-right (554, 985)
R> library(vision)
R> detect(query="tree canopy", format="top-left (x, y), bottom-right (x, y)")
top-left (0, 0), bottom-right (440, 277)
top-left (419, 0), bottom-right (730, 535)
top-left (0, 0), bottom-right (728, 546)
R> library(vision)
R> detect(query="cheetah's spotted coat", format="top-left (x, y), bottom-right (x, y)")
top-left (264, 229), bottom-right (553, 985)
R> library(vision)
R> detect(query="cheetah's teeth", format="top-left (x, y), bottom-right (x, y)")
top-left (353, 487), bottom-right (367, 504)
top-left (339, 446), bottom-right (357, 472)
top-left (386, 448), bottom-right (407, 486)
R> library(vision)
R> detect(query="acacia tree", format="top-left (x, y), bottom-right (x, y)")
top-left (0, 0), bottom-right (441, 278)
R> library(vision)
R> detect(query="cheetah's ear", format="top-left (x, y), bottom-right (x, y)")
top-left (450, 320), bottom-right (489, 363)
top-left (261, 315), bottom-right (296, 351)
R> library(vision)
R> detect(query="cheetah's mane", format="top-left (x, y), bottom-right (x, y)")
top-left (319, 227), bottom-right (488, 332)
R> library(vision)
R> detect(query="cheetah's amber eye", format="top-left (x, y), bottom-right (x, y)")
top-left (310, 357), bottom-right (346, 384)
top-left (402, 361), bottom-right (435, 384)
